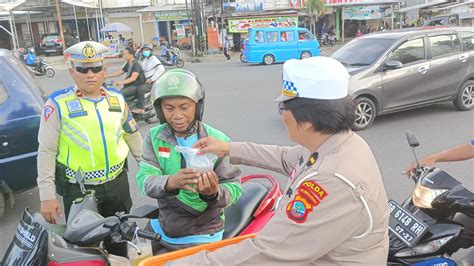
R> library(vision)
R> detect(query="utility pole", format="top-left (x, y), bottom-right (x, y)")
top-left (54, 0), bottom-right (67, 51)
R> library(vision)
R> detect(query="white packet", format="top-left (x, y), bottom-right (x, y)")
top-left (175, 146), bottom-right (218, 172)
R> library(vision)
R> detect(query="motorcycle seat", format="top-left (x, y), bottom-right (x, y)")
top-left (223, 181), bottom-right (268, 238)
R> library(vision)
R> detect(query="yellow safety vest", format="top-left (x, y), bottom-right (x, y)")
top-left (53, 87), bottom-right (129, 183)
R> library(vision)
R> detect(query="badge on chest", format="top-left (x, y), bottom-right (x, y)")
top-left (66, 100), bottom-right (88, 118)
top-left (107, 96), bottom-right (122, 112)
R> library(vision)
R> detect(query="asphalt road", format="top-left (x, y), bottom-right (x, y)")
top-left (1, 60), bottom-right (473, 260)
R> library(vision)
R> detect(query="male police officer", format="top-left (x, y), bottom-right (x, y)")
top-left (37, 41), bottom-right (143, 225)
top-left (181, 57), bottom-right (389, 265)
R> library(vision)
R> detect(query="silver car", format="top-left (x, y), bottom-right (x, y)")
top-left (332, 27), bottom-right (474, 130)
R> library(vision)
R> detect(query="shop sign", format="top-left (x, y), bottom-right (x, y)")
top-left (343, 5), bottom-right (393, 20)
top-left (155, 10), bottom-right (188, 21)
top-left (325, 0), bottom-right (399, 6)
top-left (228, 16), bottom-right (298, 33)
top-left (236, 0), bottom-right (265, 12)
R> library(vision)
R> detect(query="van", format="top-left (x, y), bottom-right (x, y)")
top-left (0, 49), bottom-right (45, 218)
top-left (242, 27), bottom-right (320, 65)
top-left (331, 27), bottom-right (474, 130)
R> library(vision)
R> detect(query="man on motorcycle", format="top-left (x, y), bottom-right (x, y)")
top-left (177, 57), bottom-right (389, 265)
top-left (405, 140), bottom-right (474, 251)
top-left (106, 47), bottom-right (147, 115)
top-left (136, 69), bottom-right (242, 254)
top-left (160, 41), bottom-right (171, 63)
top-left (141, 44), bottom-right (165, 86)
top-left (26, 48), bottom-right (39, 71)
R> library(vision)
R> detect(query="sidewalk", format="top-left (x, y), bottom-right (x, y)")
top-left (44, 42), bottom-right (345, 70)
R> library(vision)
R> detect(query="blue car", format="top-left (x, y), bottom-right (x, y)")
top-left (242, 27), bottom-right (320, 65)
top-left (0, 49), bottom-right (45, 217)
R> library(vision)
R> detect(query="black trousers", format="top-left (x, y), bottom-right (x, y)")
top-left (224, 48), bottom-right (231, 60)
top-left (57, 170), bottom-right (132, 257)
top-left (121, 85), bottom-right (147, 109)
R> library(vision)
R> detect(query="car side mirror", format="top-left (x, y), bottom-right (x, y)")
top-left (383, 60), bottom-right (403, 71)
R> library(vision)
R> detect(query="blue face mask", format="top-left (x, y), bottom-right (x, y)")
top-left (142, 51), bottom-right (151, 57)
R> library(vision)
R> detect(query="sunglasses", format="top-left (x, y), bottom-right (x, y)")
top-left (75, 66), bottom-right (104, 74)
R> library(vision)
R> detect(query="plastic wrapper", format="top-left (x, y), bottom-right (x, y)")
top-left (175, 146), bottom-right (217, 172)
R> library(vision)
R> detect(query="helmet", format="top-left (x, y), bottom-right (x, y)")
top-left (141, 43), bottom-right (153, 51)
top-left (151, 69), bottom-right (205, 123)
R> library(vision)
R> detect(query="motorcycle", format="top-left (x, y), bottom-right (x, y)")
top-left (27, 58), bottom-right (55, 77)
top-left (387, 131), bottom-right (474, 265)
top-left (104, 81), bottom-right (159, 124)
top-left (2, 170), bottom-right (161, 266)
top-left (2, 173), bottom-right (281, 265)
top-left (320, 32), bottom-right (337, 46)
top-left (157, 46), bottom-right (184, 68)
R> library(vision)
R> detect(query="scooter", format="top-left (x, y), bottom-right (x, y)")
top-left (104, 81), bottom-right (159, 124)
top-left (2, 173), bottom-right (281, 265)
top-left (157, 47), bottom-right (184, 68)
top-left (320, 32), bottom-right (337, 46)
top-left (27, 58), bottom-right (55, 77)
top-left (1, 170), bottom-right (161, 266)
top-left (387, 131), bottom-right (474, 265)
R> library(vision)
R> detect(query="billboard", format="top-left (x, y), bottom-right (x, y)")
top-left (228, 16), bottom-right (298, 33)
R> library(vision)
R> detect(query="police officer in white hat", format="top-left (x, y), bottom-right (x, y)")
top-left (37, 41), bottom-right (143, 252)
top-left (177, 57), bottom-right (390, 265)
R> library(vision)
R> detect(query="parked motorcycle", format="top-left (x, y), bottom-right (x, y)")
top-left (104, 81), bottom-right (159, 124)
top-left (157, 46), bottom-right (184, 68)
top-left (387, 131), bottom-right (474, 265)
top-left (2, 170), bottom-right (160, 266)
top-left (320, 33), bottom-right (337, 46)
top-left (27, 58), bottom-right (55, 77)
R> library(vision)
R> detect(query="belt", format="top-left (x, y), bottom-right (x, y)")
top-left (65, 161), bottom-right (125, 185)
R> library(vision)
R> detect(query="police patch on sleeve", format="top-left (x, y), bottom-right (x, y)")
top-left (43, 105), bottom-right (55, 121)
top-left (122, 109), bottom-right (139, 134)
top-left (286, 180), bottom-right (328, 223)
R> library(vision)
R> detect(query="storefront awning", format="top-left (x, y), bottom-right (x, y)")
top-left (62, 0), bottom-right (98, 9)
top-left (399, 1), bottom-right (449, 13)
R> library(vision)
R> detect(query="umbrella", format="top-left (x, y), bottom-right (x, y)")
top-left (100, 22), bottom-right (133, 33)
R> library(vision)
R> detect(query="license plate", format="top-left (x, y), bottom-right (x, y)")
top-left (388, 200), bottom-right (428, 247)
top-left (46, 50), bottom-right (56, 52)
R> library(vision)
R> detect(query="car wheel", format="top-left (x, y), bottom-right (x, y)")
top-left (240, 53), bottom-right (245, 63)
top-left (453, 80), bottom-right (474, 111)
top-left (263, 54), bottom-right (274, 65)
top-left (0, 193), bottom-right (5, 219)
top-left (353, 97), bottom-right (377, 131)
top-left (301, 51), bottom-right (312, 59)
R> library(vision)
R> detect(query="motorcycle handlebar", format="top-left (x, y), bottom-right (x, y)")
top-left (137, 229), bottom-right (161, 241)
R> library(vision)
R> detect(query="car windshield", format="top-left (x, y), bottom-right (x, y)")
top-left (331, 38), bottom-right (395, 66)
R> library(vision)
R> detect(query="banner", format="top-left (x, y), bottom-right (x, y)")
top-left (289, 0), bottom-right (304, 9)
top-left (176, 24), bottom-right (186, 39)
top-left (236, 0), bottom-right (265, 12)
top-left (228, 17), bottom-right (298, 33)
top-left (155, 10), bottom-right (188, 21)
top-left (343, 6), bottom-right (393, 20)
top-left (141, 12), bottom-right (157, 23)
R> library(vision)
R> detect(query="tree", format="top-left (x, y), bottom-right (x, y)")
top-left (304, 0), bottom-right (326, 35)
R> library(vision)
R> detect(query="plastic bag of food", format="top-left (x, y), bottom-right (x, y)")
top-left (175, 146), bottom-right (217, 172)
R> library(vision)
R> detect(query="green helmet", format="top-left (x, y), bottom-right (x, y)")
top-left (151, 69), bottom-right (205, 122)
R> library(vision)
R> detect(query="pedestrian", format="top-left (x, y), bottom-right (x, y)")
top-left (176, 57), bottom-right (390, 264)
top-left (37, 41), bottom-right (143, 253)
top-left (223, 36), bottom-right (231, 62)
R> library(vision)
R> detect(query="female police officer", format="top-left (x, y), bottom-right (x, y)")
top-left (176, 57), bottom-right (390, 265)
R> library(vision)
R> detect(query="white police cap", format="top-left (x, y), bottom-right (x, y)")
top-left (64, 41), bottom-right (108, 65)
top-left (276, 56), bottom-right (350, 102)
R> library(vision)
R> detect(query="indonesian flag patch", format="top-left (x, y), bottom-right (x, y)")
top-left (158, 147), bottom-right (171, 158)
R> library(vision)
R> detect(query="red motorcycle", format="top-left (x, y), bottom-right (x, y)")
top-left (1, 174), bottom-right (281, 265)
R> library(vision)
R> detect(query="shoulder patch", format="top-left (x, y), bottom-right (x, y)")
top-left (286, 180), bottom-right (328, 224)
top-left (43, 105), bottom-right (55, 121)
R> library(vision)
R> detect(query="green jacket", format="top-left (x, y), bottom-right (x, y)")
top-left (137, 122), bottom-right (242, 237)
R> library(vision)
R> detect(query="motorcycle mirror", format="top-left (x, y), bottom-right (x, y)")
top-left (406, 131), bottom-right (419, 147)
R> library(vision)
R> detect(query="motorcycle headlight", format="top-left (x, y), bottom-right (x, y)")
top-left (394, 235), bottom-right (454, 257)
top-left (412, 183), bottom-right (447, 209)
